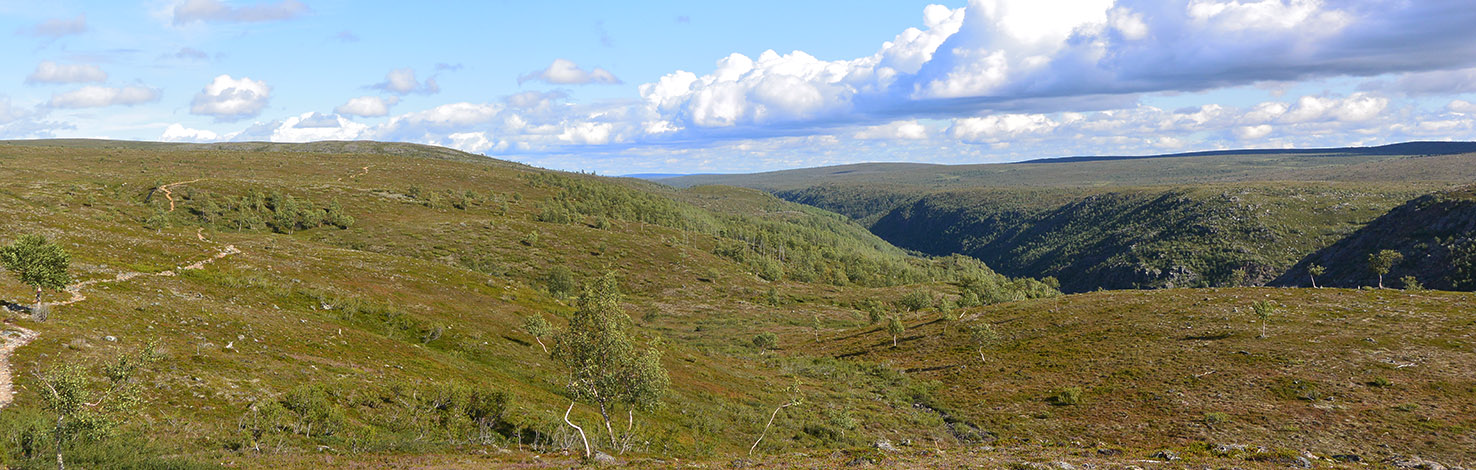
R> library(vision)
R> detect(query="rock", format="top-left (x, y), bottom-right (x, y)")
top-left (1052, 461), bottom-right (1076, 470)
top-left (1331, 454), bottom-right (1362, 463)
top-left (1214, 444), bottom-right (1248, 454)
top-left (104, 335), bottom-right (116, 342)
top-left (591, 451), bottom-right (617, 465)
top-left (1293, 456), bottom-right (1313, 468)
top-left (1096, 448), bottom-right (1122, 457)
top-left (874, 439), bottom-right (900, 452)
top-left (1152, 450), bottom-right (1179, 461)
top-left (1392, 456), bottom-right (1447, 470)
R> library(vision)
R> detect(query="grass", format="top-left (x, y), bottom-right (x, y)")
top-left (0, 140), bottom-right (1472, 468)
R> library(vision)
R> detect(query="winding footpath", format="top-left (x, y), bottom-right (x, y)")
top-left (0, 325), bottom-right (38, 409)
top-left (1, 216), bottom-right (243, 409)
top-left (154, 179), bottom-right (202, 212)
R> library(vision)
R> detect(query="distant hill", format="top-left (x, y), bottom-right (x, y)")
top-left (1275, 185), bottom-right (1476, 290)
top-left (1018, 141), bottom-right (1476, 164)
top-left (622, 173), bottom-right (701, 180)
top-left (659, 142), bottom-right (1476, 292)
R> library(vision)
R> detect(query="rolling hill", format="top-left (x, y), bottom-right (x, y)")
top-left (0, 140), bottom-right (1471, 469)
top-left (661, 144), bottom-right (1476, 293)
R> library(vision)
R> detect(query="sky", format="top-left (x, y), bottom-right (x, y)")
top-left (3, 0), bottom-right (1476, 175)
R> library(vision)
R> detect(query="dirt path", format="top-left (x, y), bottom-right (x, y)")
top-left (0, 325), bottom-right (38, 409)
top-left (155, 179), bottom-right (202, 212)
top-left (46, 244), bottom-right (241, 308)
top-left (337, 165), bottom-right (371, 182)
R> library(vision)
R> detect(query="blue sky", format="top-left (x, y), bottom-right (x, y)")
top-left (3, 0), bottom-right (1476, 174)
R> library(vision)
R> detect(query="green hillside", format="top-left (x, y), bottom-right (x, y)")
top-left (662, 147), bottom-right (1476, 292)
top-left (867, 184), bottom-right (1424, 292)
top-left (0, 140), bottom-right (1472, 469)
top-left (0, 140), bottom-right (1050, 468)
top-left (1276, 185), bottom-right (1476, 290)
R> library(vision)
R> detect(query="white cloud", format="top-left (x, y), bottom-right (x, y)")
top-left (630, 0), bottom-right (1476, 146)
top-left (1279, 93), bottom-right (1387, 123)
top-left (558, 122), bottom-right (615, 145)
top-left (372, 68), bottom-right (439, 95)
top-left (519, 59), bottom-right (622, 85)
top-left (23, 15), bottom-right (87, 38)
top-left (949, 114), bottom-right (1059, 143)
top-left (161, 123), bottom-right (220, 142)
top-left (334, 96), bottom-right (399, 117)
top-left (48, 86), bottom-right (161, 108)
top-left (854, 120), bottom-right (929, 140)
top-left (266, 112), bottom-right (370, 142)
top-left (172, 0), bottom-right (308, 25)
top-left (1449, 100), bottom-right (1476, 114)
top-left (190, 74), bottom-right (270, 121)
top-left (1234, 124), bottom-right (1274, 140)
top-left (26, 62), bottom-right (108, 84)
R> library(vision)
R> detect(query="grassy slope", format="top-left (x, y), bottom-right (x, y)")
top-left (0, 141), bottom-right (1472, 468)
top-left (869, 183), bottom-right (1425, 292)
top-left (0, 141), bottom-right (1001, 467)
top-left (665, 150), bottom-right (1476, 292)
top-left (815, 287), bottom-right (1476, 463)
top-left (1276, 185), bottom-right (1476, 290)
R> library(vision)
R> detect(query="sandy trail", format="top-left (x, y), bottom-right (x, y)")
top-left (155, 179), bottom-right (202, 212)
top-left (47, 244), bottom-right (241, 308)
top-left (0, 241), bottom-right (243, 410)
top-left (337, 165), bottom-right (371, 182)
top-left (0, 325), bottom-right (38, 409)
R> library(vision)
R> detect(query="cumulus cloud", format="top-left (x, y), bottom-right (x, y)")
top-left (48, 85), bottom-right (161, 108)
top-left (519, 59), bottom-right (621, 85)
top-left (636, 0), bottom-right (1476, 141)
top-left (26, 62), bottom-right (107, 84)
top-left (22, 15), bottom-right (87, 38)
top-left (262, 112), bottom-right (371, 142)
top-left (949, 114), bottom-right (1060, 144)
top-left (334, 96), bottom-right (399, 117)
top-left (372, 68), bottom-right (439, 95)
top-left (172, 0), bottom-right (309, 25)
top-left (0, 97), bottom-right (72, 138)
top-left (190, 74), bottom-right (270, 121)
top-left (1449, 100), bottom-right (1476, 115)
top-left (161, 123), bottom-right (221, 142)
top-left (854, 120), bottom-right (929, 140)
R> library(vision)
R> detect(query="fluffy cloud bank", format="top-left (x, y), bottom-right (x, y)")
top-left (519, 59), bottom-right (622, 85)
top-left (335, 96), bottom-right (399, 117)
top-left (637, 0), bottom-right (1476, 139)
top-left (372, 68), bottom-right (439, 95)
top-left (27, 62), bottom-right (108, 84)
top-left (190, 74), bottom-right (270, 121)
top-left (49, 86), bottom-right (161, 108)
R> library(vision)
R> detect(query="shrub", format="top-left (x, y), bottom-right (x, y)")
top-left (1047, 387), bottom-right (1083, 406)
top-left (1401, 275), bottom-right (1423, 291)
top-left (1202, 412), bottom-right (1230, 429)
top-left (898, 290), bottom-right (932, 312)
top-left (545, 266), bottom-right (576, 298)
top-left (752, 332), bottom-right (778, 353)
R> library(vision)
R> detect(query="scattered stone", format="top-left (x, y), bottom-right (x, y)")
top-left (874, 439), bottom-right (900, 452)
top-left (1331, 454), bottom-right (1362, 463)
top-left (1293, 456), bottom-right (1313, 468)
top-left (592, 451), bottom-right (617, 465)
top-left (1152, 450), bottom-right (1180, 461)
top-left (1391, 456), bottom-right (1447, 470)
top-left (1214, 444), bottom-right (1248, 454)
top-left (1096, 448), bottom-right (1122, 457)
top-left (1052, 461), bottom-right (1076, 470)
